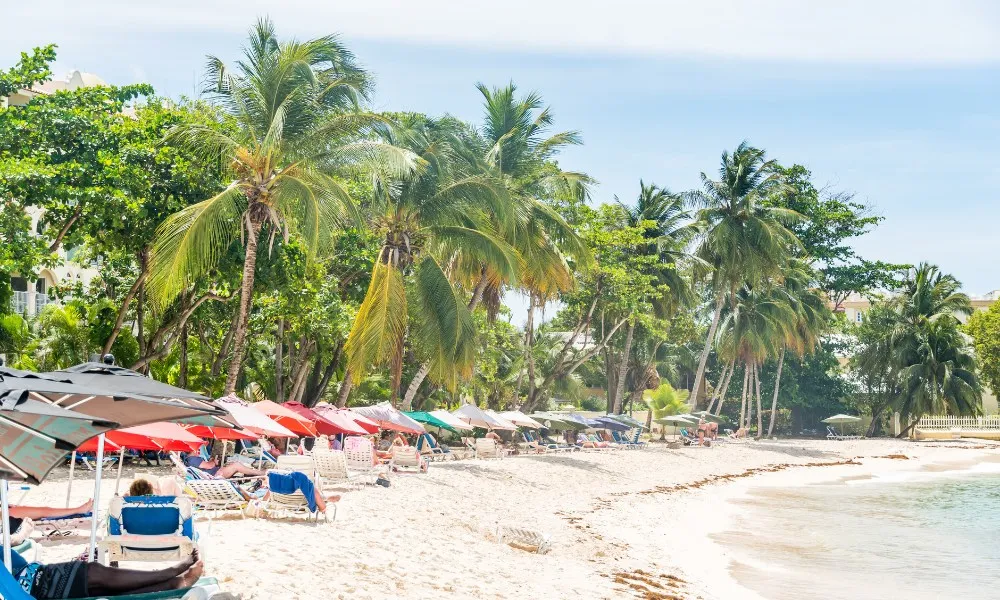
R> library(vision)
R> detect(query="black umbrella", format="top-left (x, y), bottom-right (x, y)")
top-left (44, 363), bottom-right (233, 427)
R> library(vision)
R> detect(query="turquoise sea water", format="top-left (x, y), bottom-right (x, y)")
top-left (714, 468), bottom-right (1000, 599)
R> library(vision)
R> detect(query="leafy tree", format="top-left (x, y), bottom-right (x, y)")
top-left (644, 382), bottom-right (689, 440)
top-left (765, 164), bottom-right (908, 309)
top-left (965, 302), bottom-right (1000, 397)
top-left (148, 18), bottom-right (419, 395)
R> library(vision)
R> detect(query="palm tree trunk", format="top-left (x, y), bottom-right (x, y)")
top-left (713, 359), bottom-right (736, 415)
top-left (739, 362), bottom-right (749, 431)
top-left (706, 359), bottom-right (731, 414)
top-left (767, 348), bottom-right (785, 437)
top-left (525, 294), bottom-right (538, 407)
top-left (744, 364), bottom-right (754, 432)
top-left (336, 368), bottom-right (353, 408)
top-left (691, 294), bottom-right (725, 409)
top-left (612, 320), bottom-right (635, 414)
top-left (211, 310), bottom-right (239, 377)
top-left (224, 220), bottom-right (263, 396)
top-left (275, 319), bottom-right (284, 403)
top-left (754, 362), bottom-right (763, 439)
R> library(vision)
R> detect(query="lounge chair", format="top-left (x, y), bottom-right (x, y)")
top-left (275, 454), bottom-right (316, 476)
top-left (416, 433), bottom-right (450, 461)
top-left (520, 432), bottom-right (546, 454)
top-left (99, 495), bottom-right (198, 565)
top-left (495, 524), bottom-right (552, 554)
top-left (183, 479), bottom-right (249, 517)
top-left (265, 471), bottom-right (332, 523)
top-left (629, 429), bottom-right (648, 448)
top-left (343, 437), bottom-right (389, 484)
top-left (540, 434), bottom-right (578, 452)
top-left (389, 445), bottom-right (429, 472)
top-left (611, 430), bottom-right (640, 449)
top-left (475, 437), bottom-right (504, 459)
top-left (312, 449), bottom-right (361, 491)
top-left (31, 512), bottom-right (94, 538)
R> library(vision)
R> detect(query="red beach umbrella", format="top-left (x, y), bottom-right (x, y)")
top-left (283, 402), bottom-right (367, 436)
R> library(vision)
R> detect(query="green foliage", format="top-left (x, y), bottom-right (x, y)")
top-left (644, 382), bottom-right (689, 419)
top-left (965, 302), bottom-right (1000, 397)
top-left (0, 45), bottom-right (56, 97)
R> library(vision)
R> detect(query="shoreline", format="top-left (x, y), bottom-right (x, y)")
top-left (15, 439), bottom-right (1000, 599)
top-left (683, 440), bottom-right (1000, 600)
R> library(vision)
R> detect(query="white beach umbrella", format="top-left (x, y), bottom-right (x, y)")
top-left (453, 404), bottom-right (517, 430)
top-left (822, 414), bottom-right (862, 435)
top-left (499, 410), bottom-right (544, 429)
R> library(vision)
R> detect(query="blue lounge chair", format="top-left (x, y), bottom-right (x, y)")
top-left (630, 429), bottom-right (648, 448)
top-left (416, 433), bottom-right (450, 460)
top-left (98, 495), bottom-right (198, 565)
top-left (1, 561), bottom-right (222, 600)
top-left (611, 430), bottom-right (639, 449)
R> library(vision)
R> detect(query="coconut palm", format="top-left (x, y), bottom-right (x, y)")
top-left (889, 264), bottom-right (982, 431)
top-left (644, 382), bottom-right (689, 440)
top-left (688, 142), bottom-right (800, 408)
top-left (344, 115), bottom-right (517, 404)
top-left (765, 261), bottom-right (830, 435)
top-left (400, 83), bottom-right (589, 409)
top-left (34, 304), bottom-right (92, 371)
top-left (147, 19), bottom-right (420, 394)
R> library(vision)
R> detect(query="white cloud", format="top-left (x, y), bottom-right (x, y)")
top-left (8, 0), bottom-right (1000, 65)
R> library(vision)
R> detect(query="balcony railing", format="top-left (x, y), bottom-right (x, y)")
top-left (12, 291), bottom-right (29, 315)
top-left (9, 291), bottom-right (56, 316)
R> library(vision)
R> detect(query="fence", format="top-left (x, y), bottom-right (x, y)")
top-left (916, 416), bottom-right (1000, 431)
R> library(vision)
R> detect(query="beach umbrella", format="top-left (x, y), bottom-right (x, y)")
top-left (405, 411), bottom-right (458, 433)
top-left (528, 413), bottom-right (582, 430)
top-left (563, 414), bottom-right (603, 429)
top-left (689, 410), bottom-right (726, 424)
top-left (428, 410), bottom-right (474, 431)
top-left (214, 395), bottom-right (296, 438)
top-left (453, 404), bottom-right (516, 430)
top-left (499, 410), bottom-right (544, 429)
top-left (654, 415), bottom-right (699, 425)
top-left (822, 414), bottom-right (862, 435)
top-left (0, 384), bottom-right (125, 574)
top-left (351, 403), bottom-right (426, 434)
top-left (606, 413), bottom-right (647, 429)
top-left (485, 410), bottom-right (520, 430)
top-left (313, 403), bottom-right (380, 434)
top-left (50, 363), bottom-right (235, 428)
top-left (181, 424), bottom-right (259, 441)
top-left (252, 400), bottom-right (319, 437)
top-left (285, 402), bottom-right (367, 436)
top-left (594, 416), bottom-right (630, 432)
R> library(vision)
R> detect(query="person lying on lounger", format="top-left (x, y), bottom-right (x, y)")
top-left (7, 499), bottom-right (95, 543)
top-left (5, 545), bottom-right (204, 599)
top-left (185, 455), bottom-right (264, 479)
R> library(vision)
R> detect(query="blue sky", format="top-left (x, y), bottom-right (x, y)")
top-left (5, 1), bottom-right (1000, 305)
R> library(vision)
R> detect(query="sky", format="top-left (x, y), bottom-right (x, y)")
top-left (4, 1), bottom-right (1000, 320)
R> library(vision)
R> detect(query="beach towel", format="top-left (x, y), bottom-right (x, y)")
top-left (267, 471), bottom-right (317, 512)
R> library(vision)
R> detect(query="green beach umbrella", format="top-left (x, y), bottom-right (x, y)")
top-left (607, 414), bottom-right (647, 429)
top-left (404, 411), bottom-right (458, 433)
top-left (689, 410), bottom-right (726, 424)
top-left (654, 415), bottom-right (699, 426)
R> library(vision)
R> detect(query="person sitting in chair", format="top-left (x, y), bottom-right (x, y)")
top-left (185, 455), bottom-right (264, 479)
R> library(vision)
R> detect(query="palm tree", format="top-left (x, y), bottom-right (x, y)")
top-left (890, 264), bottom-right (982, 432)
top-left (765, 261), bottom-right (829, 436)
top-left (688, 142), bottom-right (800, 408)
top-left (344, 115), bottom-right (517, 404)
top-left (644, 382), bottom-right (689, 440)
top-left (607, 181), bottom-right (697, 413)
top-left (147, 19), bottom-right (419, 395)
top-left (400, 83), bottom-right (589, 409)
top-left (717, 283), bottom-right (797, 437)
top-left (34, 304), bottom-right (92, 371)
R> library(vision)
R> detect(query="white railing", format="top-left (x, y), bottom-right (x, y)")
top-left (916, 416), bottom-right (1000, 431)
top-left (34, 293), bottom-right (51, 314)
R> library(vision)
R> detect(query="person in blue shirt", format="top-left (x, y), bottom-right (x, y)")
top-left (4, 546), bottom-right (203, 598)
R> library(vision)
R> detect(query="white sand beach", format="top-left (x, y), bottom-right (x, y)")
top-left (20, 439), bottom-right (1000, 599)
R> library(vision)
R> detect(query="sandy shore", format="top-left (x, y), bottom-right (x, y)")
top-left (18, 438), bottom-right (1000, 599)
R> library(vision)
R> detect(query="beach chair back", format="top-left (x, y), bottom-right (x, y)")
top-left (475, 437), bottom-right (502, 459)
top-left (108, 495), bottom-right (194, 540)
top-left (344, 436), bottom-right (377, 470)
top-left (276, 454), bottom-right (316, 476)
top-left (266, 471), bottom-right (329, 523)
top-left (390, 445), bottom-right (427, 471)
top-left (313, 449), bottom-right (348, 479)
top-left (184, 479), bottom-right (246, 513)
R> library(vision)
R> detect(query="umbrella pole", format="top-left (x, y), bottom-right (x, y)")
top-left (88, 434), bottom-right (106, 562)
top-left (114, 446), bottom-right (125, 496)
top-left (66, 451), bottom-right (76, 508)
top-left (2, 479), bottom-right (11, 572)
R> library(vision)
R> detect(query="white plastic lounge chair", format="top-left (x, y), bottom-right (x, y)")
top-left (275, 454), bottom-right (316, 476)
top-left (389, 445), bottom-right (429, 472)
top-left (312, 449), bottom-right (361, 490)
top-left (184, 479), bottom-right (248, 516)
top-left (475, 437), bottom-right (503, 459)
top-left (343, 437), bottom-right (389, 484)
top-left (265, 471), bottom-right (332, 523)
top-left (99, 495), bottom-right (198, 565)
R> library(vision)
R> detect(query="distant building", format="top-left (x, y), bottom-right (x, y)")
top-left (3, 71), bottom-right (104, 316)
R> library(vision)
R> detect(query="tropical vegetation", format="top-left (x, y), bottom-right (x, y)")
top-left (0, 20), bottom-right (984, 438)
